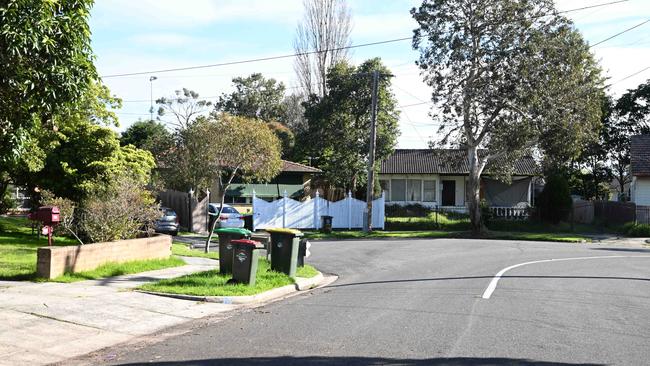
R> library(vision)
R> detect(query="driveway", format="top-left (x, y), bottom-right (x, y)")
top-left (74, 238), bottom-right (650, 366)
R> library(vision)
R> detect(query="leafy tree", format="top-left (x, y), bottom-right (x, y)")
top-left (202, 115), bottom-right (283, 252)
top-left (267, 121), bottom-right (295, 158)
top-left (214, 73), bottom-right (287, 121)
top-left (281, 93), bottom-right (308, 134)
top-left (16, 121), bottom-right (155, 202)
top-left (412, 0), bottom-right (605, 233)
top-left (0, 0), bottom-right (97, 201)
top-left (605, 79), bottom-right (650, 200)
top-left (121, 119), bottom-right (173, 161)
top-left (156, 88), bottom-right (212, 129)
top-left (299, 58), bottom-right (399, 196)
top-left (159, 116), bottom-right (222, 195)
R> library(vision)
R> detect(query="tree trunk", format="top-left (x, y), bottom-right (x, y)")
top-left (204, 192), bottom-right (227, 253)
top-left (467, 145), bottom-right (483, 235)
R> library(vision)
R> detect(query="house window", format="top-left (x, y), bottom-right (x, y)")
top-left (423, 180), bottom-right (436, 202)
top-left (379, 179), bottom-right (390, 201)
top-left (407, 179), bottom-right (422, 201)
top-left (391, 179), bottom-right (406, 201)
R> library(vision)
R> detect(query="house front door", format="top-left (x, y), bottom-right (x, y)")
top-left (442, 180), bottom-right (455, 206)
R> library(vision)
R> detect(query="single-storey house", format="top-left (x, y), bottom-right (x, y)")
top-left (630, 135), bottom-right (650, 206)
top-left (379, 149), bottom-right (538, 209)
top-left (211, 160), bottom-right (322, 206)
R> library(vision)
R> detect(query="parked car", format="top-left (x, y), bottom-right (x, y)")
top-left (208, 203), bottom-right (245, 229)
top-left (154, 207), bottom-right (179, 236)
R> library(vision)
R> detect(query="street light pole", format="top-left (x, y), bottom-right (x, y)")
top-left (149, 76), bottom-right (157, 121)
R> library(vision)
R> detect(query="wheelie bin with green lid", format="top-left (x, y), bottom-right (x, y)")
top-left (266, 228), bottom-right (303, 278)
top-left (215, 228), bottom-right (251, 274)
top-left (230, 239), bottom-right (264, 286)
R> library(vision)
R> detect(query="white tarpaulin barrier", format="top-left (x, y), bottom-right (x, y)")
top-left (253, 191), bottom-right (385, 230)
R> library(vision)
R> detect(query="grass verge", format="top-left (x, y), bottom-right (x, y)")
top-left (139, 259), bottom-right (319, 297)
top-left (172, 242), bottom-right (219, 259)
top-left (50, 257), bottom-right (186, 283)
top-left (304, 230), bottom-right (588, 243)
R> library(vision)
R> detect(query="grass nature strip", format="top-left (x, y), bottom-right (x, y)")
top-left (139, 259), bottom-right (319, 297)
top-left (303, 230), bottom-right (588, 243)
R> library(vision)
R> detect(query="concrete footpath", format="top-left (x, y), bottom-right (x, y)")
top-left (0, 257), bottom-right (232, 366)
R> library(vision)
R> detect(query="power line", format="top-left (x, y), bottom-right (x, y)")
top-left (590, 19), bottom-right (650, 48)
top-left (102, 37), bottom-right (412, 78)
top-left (100, 0), bottom-right (628, 79)
top-left (612, 65), bottom-right (650, 85)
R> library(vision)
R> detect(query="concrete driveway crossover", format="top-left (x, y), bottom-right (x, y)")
top-left (76, 238), bottom-right (650, 366)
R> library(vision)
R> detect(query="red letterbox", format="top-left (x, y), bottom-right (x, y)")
top-left (29, 206), bottom-right (60, 225)
top-left (28, 206), bottom-right (60, 246)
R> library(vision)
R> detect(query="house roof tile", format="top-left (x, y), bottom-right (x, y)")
top-left (631, 135), bottom-right (650, 176)
top-left (380, 149), bottom-right (538, 176)
top-left (282, 160), bottom-right (322, 173)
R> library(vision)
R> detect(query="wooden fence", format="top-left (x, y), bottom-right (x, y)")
top-left (158, 190), bottom-right (209, 233)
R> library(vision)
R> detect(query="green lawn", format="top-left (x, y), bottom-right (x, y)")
top-left (50, 257), bottom-right (186, 283)
top-left (172, 242), bottom-right (219, 259)
top-left (0, 216), bottom-right (79, 280)
top-left (304, 229), bottom-right (588, 243)
top-left (139, 259), bottom-right (319, 297)
top-left (0, 216), bottom-right (187, 281)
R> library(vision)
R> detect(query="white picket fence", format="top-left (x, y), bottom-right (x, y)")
top-left (252, 191), bottom-right (385, 230)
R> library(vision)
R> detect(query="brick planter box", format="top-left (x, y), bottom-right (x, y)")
top-left (37, 234), bottom-right (172, 279)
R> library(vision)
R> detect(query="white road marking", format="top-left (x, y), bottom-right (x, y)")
top-left (481, 255), bottom-right (650, 299)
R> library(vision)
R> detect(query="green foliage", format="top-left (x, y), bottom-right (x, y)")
top-left (215, 73), bottom-right (287, 122)
top-left (620, 222), bottom-right (650, 237)
top-left (267, 121), bottom-right (295, 158)
top-left (412, 0), bottom-right (605, 232)
top-left (385, 213), bottom-right (470, 231)
top-left (79, 177), bottom-right (160, 243)
top-left (161, 114), bottom-right (283, 194)
top-left (156, 88), bottom-right (212, 129)
top-left (0, 189), bottom-right (15, 214)
top-left (0, 0), bottom-right (97, 183)
top-left (298, 58), bottom-right (400, 191)
top-left (14, 120), bottom-right (155, 202)
top-left (538, 173), bottom-right (573, 224)
top-left (385, 203), bottom-right (433, 217)
top-left (121, 119), bottom-right (173, 160)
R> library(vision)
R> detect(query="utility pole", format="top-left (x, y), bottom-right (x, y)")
top-left (364, 70), bottom-right (380, 233)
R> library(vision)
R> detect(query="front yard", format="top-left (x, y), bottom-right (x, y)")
top-left (0, 216), bottom-right (190, 281)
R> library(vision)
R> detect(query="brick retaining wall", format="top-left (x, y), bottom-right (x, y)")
top-left (37, 234), bottom-right (172, 279)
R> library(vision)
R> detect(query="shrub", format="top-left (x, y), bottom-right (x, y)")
top-left (0, 189), bottom-right (15, 214)
top-left (538, 173), bottom-right (572, 224)
top-left (385, 203), bottom-right (433, 217)
top-left (621, 222), bottom-right (650, 237)
top-left (79, 178), bottom-right (160, 243)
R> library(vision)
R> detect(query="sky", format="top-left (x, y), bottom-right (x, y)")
top-left (90, 0), bottom-right (650, 149)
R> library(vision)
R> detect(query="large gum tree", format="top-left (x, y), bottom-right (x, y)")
top-left (412, 0), bottom-right (605, 234)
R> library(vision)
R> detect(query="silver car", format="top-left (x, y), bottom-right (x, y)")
top-left (154, 207), bottom-right (179, 236)
top-left (208, 203), bottom-right (245, 229)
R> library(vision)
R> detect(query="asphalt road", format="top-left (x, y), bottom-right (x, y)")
top-left (99, 239), bottom-right (650, 366)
